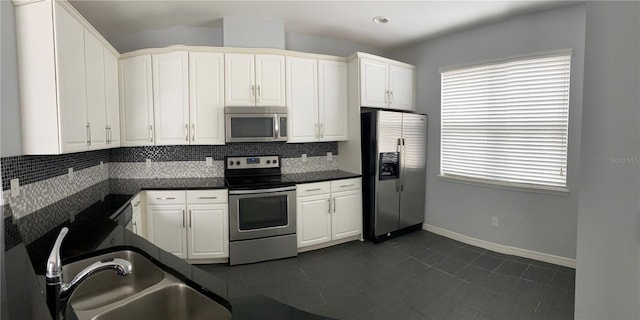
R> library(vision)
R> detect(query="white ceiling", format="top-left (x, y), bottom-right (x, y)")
top-left (69, 0), bottom-right (575, 50)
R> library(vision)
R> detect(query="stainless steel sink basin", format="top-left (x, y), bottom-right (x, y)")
top-left (63, 250), bottom-right (164, 310)
top-left (65, 250), bottom-right (231, 320)
top-left (93, 284), bottom-right (231, 320)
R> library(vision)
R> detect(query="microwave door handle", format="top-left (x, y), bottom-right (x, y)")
top-left (274, 115), bottom-right (280, 139)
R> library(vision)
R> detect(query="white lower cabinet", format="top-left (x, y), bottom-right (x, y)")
top-left (297, 178), bottom-right (362, 249)
top-left (145, 190), bottom-right (229, 261)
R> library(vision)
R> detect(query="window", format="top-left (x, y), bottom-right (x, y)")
top-left (440, 52), bottom-right (571, 190)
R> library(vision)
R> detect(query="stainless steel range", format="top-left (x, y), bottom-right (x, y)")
top-left (225, 155), bottom-right (297, 265)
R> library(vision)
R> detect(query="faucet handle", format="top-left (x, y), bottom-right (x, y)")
top-left (46, 227), bottom-right (69, 279)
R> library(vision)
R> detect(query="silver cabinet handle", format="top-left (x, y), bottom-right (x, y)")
top-left (315, 124), bottom-right (319, 138)
top-left (328, 198), bottom-right (331, 214)
top-left (251, 85), bottom-right (255, 98)
top-left (198, 196), bottom-right (217, 199)
top-left (156, 197), bottom-right (176, 200)
top-left (320, 123), bottom-right (324, 139)
top-left (333, 197), bottom-right (336, 213)
top-left (257, 85), bottom-right (261, 101)
top-left (105, 125), bottom-right (110, 144)
top-left (132, 221), bottom-right (137, 234)
top-left (339, 184), bottom-right (355, 188)
top-left (149, 125), bottom-right (154, 142)
top-left (385, 90), bottom-right (389, 104)
top-left (86, 123), bottom-right (91, 146)
top-left (133, 201), bottom-right (140, 207)
top-left (306, 188), bottom-right (321, 192)
top-left (188, 209), bottom-right (192, 228)
top-left (191, 124), bottom-right (195, 142)
top-left (390, 90), bottom-right (394, 103)
top-left (182, 209), bottom-right (186, 228)
top-left (185, 124), bottom-right (189, 142)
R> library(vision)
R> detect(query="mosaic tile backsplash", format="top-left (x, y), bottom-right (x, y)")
top-left (1, 143), bottom-right (338, 190)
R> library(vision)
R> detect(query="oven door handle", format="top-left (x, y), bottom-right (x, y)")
top-left (229, 186), bottom-right (296, 195)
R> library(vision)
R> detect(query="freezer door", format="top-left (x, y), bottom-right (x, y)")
top-left (399, 113), bottom-right (427, 228)
top-left (374, 111), bottom-right (402, 236)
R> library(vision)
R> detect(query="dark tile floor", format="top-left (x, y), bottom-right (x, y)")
top-left (197, 231), bottom-right (575, 320)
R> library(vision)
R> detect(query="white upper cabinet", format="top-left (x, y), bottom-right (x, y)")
top-left (152, 51), bottom-right (190, 145)
top-left (358, 54), bottom-right (416, 111)
top-left (189, 52), bottom-right (225, 145)
top-left (225, 53), bottom-right (285, 107)
top-left (55, 3), bottom-right (87, 153)
top-left (318, 60), bottom-right (348, 141)
top-left (287, 57), bottom-right (348, 143)
top-left (120, 55), bottom-right (155, 146)
top-left (286, 57), bottom-right (318, 143)
top-left (388, 65), bottom-right (416, 111)
top-left (13, 0), bottom-right (120, 154)
top-left (104, 48), bottom-right (121, 147)
top-left (84, 30), bottom-right (107, 149)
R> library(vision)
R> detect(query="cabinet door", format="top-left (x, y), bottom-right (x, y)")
top-left (120, 55), bottom-right (154, 146)
top-left (331, 189), bottom-right (362, 240)
top-left (147, 204), bottom-right (187, 259)
top-left (189, 52), bottom-right (225, 145)
top-left (286, 57), bottom-right (318, 143)
top-left (255, 54), bottom-right (286, 107)
top-left (297, 193), bottom-right (332, 248)
top-left (318, 60), bottom-right (348, 141)
top-left (54, 3), bottom-right (88, 153)
top-left (104, 48), bottom-right (120, 147)
top-left (360, 58), bottom-right (388, 109)
top-left (187, 204), bottom-right (229, 259)
top-left (225, 53), bottom-right (255, 106)
top-left (152, 52), bottom-right (190, 145)
top-left (389, 65), bottom-right (416, 111)
top-left (84, 30), bottom-right (107, 149)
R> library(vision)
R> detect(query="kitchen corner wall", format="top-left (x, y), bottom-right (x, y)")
top-left (1, 142), bottom-right (338, 218)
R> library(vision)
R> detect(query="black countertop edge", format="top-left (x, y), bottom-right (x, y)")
top-left (283, 170), bottom-right (361, 184)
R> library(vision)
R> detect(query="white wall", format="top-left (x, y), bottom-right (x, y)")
top-left (574, 2), bottom-right (640, 319)
top-left (389, 4), bottom-right (586, 260)
top-left (1, 0), bottom-right (22, 157)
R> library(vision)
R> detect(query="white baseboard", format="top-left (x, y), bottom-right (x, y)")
top-left (297, 235), bottom-right (361, 253)
top-left (423, 223), bottom-right (576, 268)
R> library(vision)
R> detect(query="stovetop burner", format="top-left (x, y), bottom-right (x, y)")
top-left (224, 155), bottom-right (294, 190)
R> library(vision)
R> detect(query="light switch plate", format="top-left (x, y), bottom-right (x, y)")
top-left (10, 179), bottom-right (20, 198)
top-left (146, 159), bottom-right (152, 168)
top-left (327, 152), bottom-right (333, 161)
top-left (301, 154), bottom-right (307, 162)
top-left (205, 157), bottom-right (213, 167)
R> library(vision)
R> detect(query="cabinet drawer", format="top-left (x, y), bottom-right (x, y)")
top-left (297, 182), bottom-right (331, 197)
top-left (145, 190), bottom-right (186, 205)
top-left (331, 178), bottom-right (361, 192)
top-left (187, 190), bottom-right (228, 204)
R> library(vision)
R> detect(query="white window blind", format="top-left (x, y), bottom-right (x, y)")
top-left (440, 53), bottom-right (571, 189)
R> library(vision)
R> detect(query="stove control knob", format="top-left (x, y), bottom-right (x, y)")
top-left (236, 161), bottom-right (241, 166)
top-left (266, 160), bottom-right (271, 164)
top-left (273, 159), bottom-right (278, 164)
top-left (228, 161), bottom-right (233, 166)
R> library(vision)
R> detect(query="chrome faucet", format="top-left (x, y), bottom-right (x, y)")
top-left (46, 227), bottom-right (133, 320)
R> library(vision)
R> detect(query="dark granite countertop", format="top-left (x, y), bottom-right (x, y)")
top-left (1, 175), bottom-right (344, 320)
top-left (284, 170), bottom-right (361, 184)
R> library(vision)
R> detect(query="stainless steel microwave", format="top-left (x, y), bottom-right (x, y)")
top-left (225, 107), bottom-right (288, 143)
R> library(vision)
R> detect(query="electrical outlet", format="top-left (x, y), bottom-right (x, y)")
top-left (68, 168), bottom-right (74, 180)
top-left (327, 152), bottom-right (333, 161)
top-left (301, 154), bottom-right (307, 162)
top-left (10, 179), bottom-right (20, 198)
top-left (205, 157), bottom-right (213, 167)
top-left (491, 216), bottom-right (499, 228)
top-left (146, 159), bottom-right (152, 168)
top-left (100, 161), bottom-right (104, 169)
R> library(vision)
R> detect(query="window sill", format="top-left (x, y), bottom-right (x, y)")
top-left (437, 175), bottom-right (570, 196)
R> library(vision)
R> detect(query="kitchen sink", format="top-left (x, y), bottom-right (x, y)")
top-left (93, 284), bottom-right (231, 320)
top-left (63, 250), bottom-right (165, 311)
top-left (64, 249), bottom-right (231, 320)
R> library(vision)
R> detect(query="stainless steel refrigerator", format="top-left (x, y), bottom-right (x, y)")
top-left (361, 109), bottom-right (427, 243)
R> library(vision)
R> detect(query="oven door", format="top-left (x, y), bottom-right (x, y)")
top-left (229, 186), bottom-right (296, 241)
